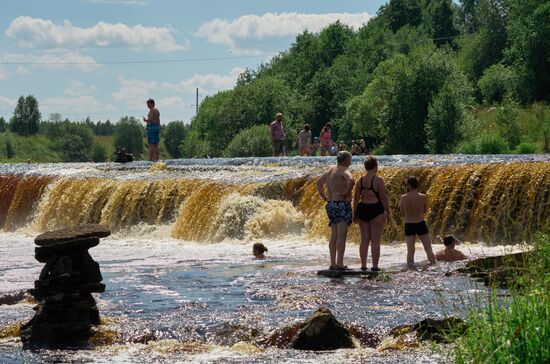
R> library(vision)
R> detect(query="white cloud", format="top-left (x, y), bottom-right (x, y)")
top-left (0, 66), bottom-right (6, 80)
top-left (6, 16), bottom-right (185, 52)
top-left (64, 80), bottom-right (98, 96)
top-left (161, 67), bottom-right (244, 94)
top-left (112, 76), bottom-right (158, 111)
top-left (195, 12), bottom-right (372, 46)
top-left (43, 95), bottom-right (101, 113)
top-left (158, 96), bottom-right (185, 109)
top-left (0, 96), bottom-right (16, 110)
top-left (16, 66), bottom-right (30, 75)
top-left (2, 51), bottom-right (101, 72)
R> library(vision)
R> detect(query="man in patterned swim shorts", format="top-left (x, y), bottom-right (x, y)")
top-left (316, 151), bottom-right (354, 270)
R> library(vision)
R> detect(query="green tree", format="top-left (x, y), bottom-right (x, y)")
top-left (506, 0), bottom-right (550, 102)
top-left (457, 0), bottom-right (508, 82)
top-left (379, 0), bottom-right (423, 31)
top-left (59, 123), bottom-right (94, 162)
top-left (0, 117), bottom-right (6, 133)
top-left (422, 0), bottom-right (459, 46)
top-left (113, 116), bottom-right (144, 156)
top-left (91, 142), bottom-right (108, 162)
top-left (223, 124), bottom-right (272, 157)
top-left (163, 121), bottom-right (189, 159)
top-left (477, 63), bottom-right (515, 103)
top-left (180, 130), bottom-right (211, 158)
top-left (9, 95), bottom-right (41, 136)
top-left (5, 135), bottom-right (15, 158)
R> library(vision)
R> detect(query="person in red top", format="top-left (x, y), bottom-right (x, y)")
top-left (270, 112), bottom-right (286, 156)
top-left (319, 123), bottom-right (332, 156)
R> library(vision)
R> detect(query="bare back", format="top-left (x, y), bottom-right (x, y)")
top-left (328, 166), bottom-right (353, 201)
top-left (400, 191), bottom-right (427, 223)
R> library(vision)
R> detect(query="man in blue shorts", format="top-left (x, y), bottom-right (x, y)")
top-left (316, 151), bottom-right (354, 270)
top-left (143, 98), bottom-right (160, 162)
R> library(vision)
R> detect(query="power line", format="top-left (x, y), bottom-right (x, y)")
top-left (0, 54), bottom-right (274, 66)
top-left (0, 34), bottom-right (472, 66)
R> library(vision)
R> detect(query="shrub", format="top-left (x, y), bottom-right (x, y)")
top-left (91, 142), bottom-right (108, 162)
top-left (59, 124), bottom-right (94, 162)
top-left (179, 130), bottom-right (211, 158)
top-left (477, 64), bottom-right (516, 104)
top-left (223, 124), bottom-right (272, 157)
top-left (477, 134), bottom-right (509, 154)
top-left (515, 142), bottom-right (539, 154)
top-left (456, 133), bottom-right (509, 154)
top-left (163, 121), bottom-right (189, 159)
top-left (113, 116), bottom-right (144, 157)
top-left (5, 136), bottom-right (15, 158)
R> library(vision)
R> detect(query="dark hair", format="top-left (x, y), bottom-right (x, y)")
top-left (147, 98), bottom-right (155, 105)
top-left (442, 235), bottom-right (456, 246)
top-left (323, 122), bottom-right (332, 131)
top-left (364, 156), bottom-right (378, 170)
top-left (406, 176), bottom-right (419, 189)
top-left (253, 242), bottom-right (268, 253)
top-left (304, 124), bottom-right (310, 131)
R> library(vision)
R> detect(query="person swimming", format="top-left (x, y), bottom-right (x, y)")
top-left (252, 243), bottom-right (268, 259)
top-left (435, 235), bottom-right (467, 262)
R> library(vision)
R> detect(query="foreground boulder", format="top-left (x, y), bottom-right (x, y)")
top-left (458, 252), bottom-right (528, 288)
top-left (291, 308), bottom-right (356, 350)
top-left (21, 224), bottom-right (110, 349)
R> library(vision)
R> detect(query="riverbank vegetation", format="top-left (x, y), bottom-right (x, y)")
top-left (183, 0), bottom-right (550, 157)
top-left (1, 0), bottom-right (549, 162)
top-left (454, 232), bottom-right (549, 363)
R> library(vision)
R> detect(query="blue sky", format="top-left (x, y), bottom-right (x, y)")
top-left (0, 0), bottom-right (387, 123)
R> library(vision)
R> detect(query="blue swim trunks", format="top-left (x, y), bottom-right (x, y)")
top-left (325, 201), bottom-right (353, 226)
top-left (147, 124), bottom-right (160, 145)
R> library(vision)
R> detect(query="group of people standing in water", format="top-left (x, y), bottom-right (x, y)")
top-left (315, 151), bottom-right (466, 271)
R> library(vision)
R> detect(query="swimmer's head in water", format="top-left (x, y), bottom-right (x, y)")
top-left (252, 243), bottom-right (268, 258)
top-left (442, 235), bottom-right (458, 246)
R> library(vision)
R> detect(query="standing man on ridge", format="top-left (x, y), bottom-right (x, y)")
top-left (143, 98), bottom-right (160, 162)
top-left (316, 151), bottom-right (355, 270)
top-left (270, 112), bottom-right (286, 157)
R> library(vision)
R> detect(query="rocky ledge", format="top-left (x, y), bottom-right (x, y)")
top-left (21, 224), bottom-right (110, 349)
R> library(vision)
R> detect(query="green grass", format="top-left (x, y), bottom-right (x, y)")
top-left (454, 233), bottom-right (550, 364)
top-left (0, 133), bottom-right (173, 163)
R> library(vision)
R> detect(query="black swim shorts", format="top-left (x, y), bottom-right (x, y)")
top-left (404, 221), bottom-right (429, 236)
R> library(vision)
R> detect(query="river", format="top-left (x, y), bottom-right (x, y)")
top-left (0, 154), bottom-right (548, 363)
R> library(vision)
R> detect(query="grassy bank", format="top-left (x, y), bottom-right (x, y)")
top-left (454, 233), bottom-right (549, 363)
top-left (0, 134), bottom-right (171, 163)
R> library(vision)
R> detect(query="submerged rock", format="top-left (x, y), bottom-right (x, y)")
top-left (291, 307), bottom-right (356, 350)
top-left (458, 252), bottom-right (528, 288)
top-left (21, 224), bottom-right (109, 349)
top-left (0, 290), bottom-right (31, 306)
top-left (389, 317), bottom-right (466, 344)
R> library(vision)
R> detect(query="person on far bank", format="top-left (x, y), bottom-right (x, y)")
top-left (143, 98), bottom-right (160, 162)
top-left (435, 235), bottom-right (467, 262)
top-left (319, 123), bottom-right (332, 156)
top-left (353, 156), bottom-right (392, 272)
top-left (400, 176), bottom-right (436, 269)
top-left (270, 112), bottom-right (286, 156)
top-left (296, 124), bottom-right (312, 156)
top-left (316, 151), bottom-right (354, 270)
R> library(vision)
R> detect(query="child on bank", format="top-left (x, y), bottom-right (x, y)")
top-left (400, 176), bottom-right (436, 268)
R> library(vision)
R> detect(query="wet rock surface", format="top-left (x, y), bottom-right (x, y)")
top-left (291, 307), bottom-right (356, 350)
top-left (389, 317), bottom-right (466, 344)
top-left (21, 224), bottom-right (110, 349)
top-left (458, 252), bottom-right (528, 288)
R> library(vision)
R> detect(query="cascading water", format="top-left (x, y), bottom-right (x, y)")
top-left (0, 155), bottom-right (548, 363)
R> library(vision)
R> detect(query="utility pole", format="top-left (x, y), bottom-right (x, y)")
top-left (196, 88), bottom-right (199, 116)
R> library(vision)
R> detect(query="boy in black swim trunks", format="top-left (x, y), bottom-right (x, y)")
top-left (400, 176), bottom-right (436, 268)
top-left (316, 151), bottom-right (354, 270)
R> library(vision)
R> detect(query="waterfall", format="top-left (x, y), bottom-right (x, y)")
top-left (1, 161), bottom-right (548, 244)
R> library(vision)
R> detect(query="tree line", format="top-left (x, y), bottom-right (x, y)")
top-left (0, 96), bottom-right (191, 162)
top-left (183, 0), bottom-right (550, 157)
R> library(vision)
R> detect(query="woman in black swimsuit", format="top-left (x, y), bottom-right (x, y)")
top-left (353, 156), bottom-right (393, 271)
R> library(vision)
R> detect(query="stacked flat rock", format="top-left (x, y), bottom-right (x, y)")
top-left (21, 224), bottom-right (110, 349)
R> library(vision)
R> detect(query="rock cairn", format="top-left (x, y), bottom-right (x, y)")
top-left (21, 224), bottom-right (110, 349)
